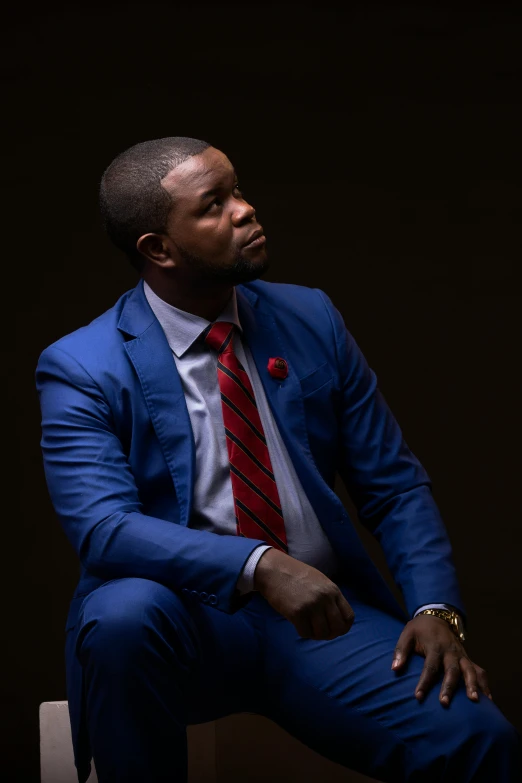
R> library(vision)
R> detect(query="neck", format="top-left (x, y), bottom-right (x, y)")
top-left (142, 271), bottom-right (234, 322)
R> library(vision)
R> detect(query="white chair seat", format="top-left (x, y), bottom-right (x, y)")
top-left (40, 700), bottom-right (378, 782)
top-left (39, 701), bottom-right (216, 783)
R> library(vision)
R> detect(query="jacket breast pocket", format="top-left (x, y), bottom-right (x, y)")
top-left (299, 362), bottom-right (333, 398)
top-left (298, 362), bottom-right (337, 482)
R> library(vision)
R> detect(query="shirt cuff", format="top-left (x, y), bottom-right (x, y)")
top-left (413, 603), bottom-right (452, 618)
top-left (235, 545), bottom-right (274, 594)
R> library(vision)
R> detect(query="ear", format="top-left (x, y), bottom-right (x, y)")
top-left (136, 232), bottom-right (176, 268)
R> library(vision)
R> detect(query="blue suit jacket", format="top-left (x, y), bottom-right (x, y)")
top-left (36, 277), bottom-right (464, 780)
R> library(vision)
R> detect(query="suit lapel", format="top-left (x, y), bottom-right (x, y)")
top-left (237, 286), bottom-right (302, 419)
top-left (118, 279), bottom-right (196, 527)
top-left (236, 286), bottom-right (315, 490)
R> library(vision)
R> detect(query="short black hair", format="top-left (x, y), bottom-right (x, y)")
top-left (99, 136), bottom-right (212, 272)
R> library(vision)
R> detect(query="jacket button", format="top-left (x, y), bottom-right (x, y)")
top-left (208, 594), bottom-right (218, 605)
top-left (190, 590), bottom-right (198, 599)
top-left (182, 588), bottom-right (189, 594)
top-left (200, 592), bottom-right (208, 601)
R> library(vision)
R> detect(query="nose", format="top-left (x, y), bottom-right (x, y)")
top-left (232, 195), bottom-right (256, 224)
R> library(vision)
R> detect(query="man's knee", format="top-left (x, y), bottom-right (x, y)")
top-left (440, 698), bottom-right (521, 781)
top-left (76, 577), bottom-right (188, 668)
top-left (474, 708), bottom-right (521, 775)
top-left (402, 688), bottom-right (521, 782)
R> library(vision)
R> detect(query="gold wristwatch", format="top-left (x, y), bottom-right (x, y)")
top-left (418, 608), bottom-right (466, 642)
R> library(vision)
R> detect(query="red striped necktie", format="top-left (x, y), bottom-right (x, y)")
top-left (203, 321), bottom-right (289, 554)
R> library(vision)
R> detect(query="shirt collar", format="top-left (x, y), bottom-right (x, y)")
top-left (143, 279), bottom-right (243, 358)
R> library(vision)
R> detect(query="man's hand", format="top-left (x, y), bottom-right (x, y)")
top-left (254, 549), bottom-right (355, 640)
top-left (392, 614), bottom-right (492, 706)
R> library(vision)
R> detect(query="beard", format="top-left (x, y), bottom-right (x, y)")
top-left (175, 241), bottom-right (270, 286)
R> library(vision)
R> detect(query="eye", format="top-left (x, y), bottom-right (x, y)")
top-left (206, 184), bottom-right (244, 212)
top-left (232, 183), bottom-right (245, 201)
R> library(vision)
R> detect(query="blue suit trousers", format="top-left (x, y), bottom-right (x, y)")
top-left (73, 577), bottom-right (521, 782)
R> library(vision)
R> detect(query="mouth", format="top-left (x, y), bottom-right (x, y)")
top-left (243, 233), bottom-right (266, 250)
top-left (242, 227), bottom-right (265, 247)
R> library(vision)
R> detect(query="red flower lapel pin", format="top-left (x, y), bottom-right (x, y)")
top-left (268, 357), bottom-right (288, 379)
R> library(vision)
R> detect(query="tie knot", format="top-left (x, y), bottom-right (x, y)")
top-left (203, 321), bottom-right (235, 354)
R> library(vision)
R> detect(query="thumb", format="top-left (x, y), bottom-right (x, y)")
top-left (392, 627), bottom-right (415, 670)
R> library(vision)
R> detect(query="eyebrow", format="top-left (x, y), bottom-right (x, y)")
top-left (198, 171), bottom-right (239, 202)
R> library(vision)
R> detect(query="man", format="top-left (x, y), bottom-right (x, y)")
top-left (36, 136), bottom-right (520, 782)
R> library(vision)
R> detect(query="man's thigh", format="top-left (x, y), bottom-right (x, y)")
top-left (76, 577), bottom-right (266, 723)
top-left (256, 583), bottom-right (519, 782)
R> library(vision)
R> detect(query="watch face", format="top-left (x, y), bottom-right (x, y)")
top-left (454, 614), bottom-right (465, 639)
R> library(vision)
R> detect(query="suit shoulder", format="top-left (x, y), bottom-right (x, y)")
top-left (37, 285), bottom-right (136, 369)
top-left (239, 279), bottom-right (327, 316)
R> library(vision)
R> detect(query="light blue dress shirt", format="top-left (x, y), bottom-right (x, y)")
top-left (143, 280), bottom-right (448, 616)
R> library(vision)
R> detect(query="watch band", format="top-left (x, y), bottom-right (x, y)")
top-left (418, 608), bottom-right (466, 642)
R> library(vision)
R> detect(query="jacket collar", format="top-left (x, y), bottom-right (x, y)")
top-left (141, 279), bottom-right (243, 359)
top-left (117, 277), bottom-right (258, 339)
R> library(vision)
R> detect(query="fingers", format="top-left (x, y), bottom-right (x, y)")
top-left (439, 653), bottom-right (465, 706)
top-left (310, 607), bottom-right (333, 640)
top-left (392, 626), bottom-right (415, 670)
top-left (415, 649), bottom-right (443, 701)
top-left (335, 592), bottom-right (355, 631)
top-left (300, 592), bottom-right (355, 640)
top-left (471, 661), bottom-right (493, 701)
top-left (419, 652), bottom-right (487, 707)
top-left (294, 613), bottom-right (315, 640)
top-left (311, 594), bottom-right (354, 640)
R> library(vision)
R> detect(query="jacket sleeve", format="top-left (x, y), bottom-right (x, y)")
top-left (316, 289), bottom-right (466, 622)
top-left (35, 344), bottom-right (267, 614)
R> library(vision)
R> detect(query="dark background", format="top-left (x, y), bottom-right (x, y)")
top-left (2, 2), bottom-right (521, 780)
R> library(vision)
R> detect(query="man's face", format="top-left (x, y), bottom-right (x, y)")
top-left (158, 146), bottom-right (269, 285)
